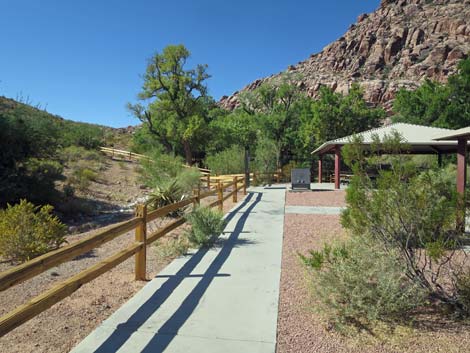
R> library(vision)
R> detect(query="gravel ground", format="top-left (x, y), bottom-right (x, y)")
top-left (0, 191), bottom-right (243, 353)
top-left (277, 190), bottom-right (470, 353)
top-left (286, 189), bottom-right (346, 207)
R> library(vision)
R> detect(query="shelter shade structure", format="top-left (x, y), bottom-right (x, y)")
top-left (433, 127), bottom-right (470, 230)
top-left (312, 123), bottom-right (460, 190)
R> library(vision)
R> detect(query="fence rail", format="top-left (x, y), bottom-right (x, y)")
top-left (99, 147), bottom-right (211, 175)
top-left (0, 176), bottom-right (246, 338)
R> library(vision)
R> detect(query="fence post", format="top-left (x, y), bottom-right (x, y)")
top-left (217, 180), bottom-right (223, 211)
top-left (135, 204), bottom-right (147, 281)
top-left (193, 183), bottom-right (201, 207)
top-left (207, 174), bottom-right (211, 189)
top-left (243, 176), bottom-right (247, 195)
top-left (233, 176), bottom-right (238, 203)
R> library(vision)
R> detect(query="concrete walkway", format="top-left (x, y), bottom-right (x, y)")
top-left (71, 187), bottom-right (286, 353)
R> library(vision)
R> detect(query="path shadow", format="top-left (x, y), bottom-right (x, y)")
top-left (91, 191), bottom-right (263, 353)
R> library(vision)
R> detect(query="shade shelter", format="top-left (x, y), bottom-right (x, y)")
top-left (312, 123), bottom-right (459, 189)
top-left (434, 127), bottom-right (470, 196)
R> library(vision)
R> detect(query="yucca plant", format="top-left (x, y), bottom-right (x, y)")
top-left (147, 180), bottom-right (185, 216)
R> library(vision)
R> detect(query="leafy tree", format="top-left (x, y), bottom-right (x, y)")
top-left (129, 44), bottom-right (211, 164)
top-left (205, 145), bottom-right (245, 175)
top-left (240, 75), bottom-right (308, 167)
top-left (305, 84), bottom-right (384, 147)
top-left (393, 57), bottom-right (470, 129)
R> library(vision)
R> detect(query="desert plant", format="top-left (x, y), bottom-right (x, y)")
top-left (59, 146), bottom-right (104, 164)
top-left (141, 151), bottom-right (201, 210)
top-left (0, 200), bottom-right (67, 262)
top-left (154, 236), bottom-right (190, 259)
top-left (301, 237), bottom-right (426, 332)
top-left (205, 145), bottom-right (245, 175)
top-left (341, 132), bottom-right (469, 313)
top-left (185, 206), bottom-right (225, 247)
top-left (147, 179), bottom-right (185, 212)
top-left (456, 271), bottom-right (470, 315)
top-left (69, 166), bottom-right (98, 191)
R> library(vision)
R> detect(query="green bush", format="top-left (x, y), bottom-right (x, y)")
top-left (342, 133), bottom-right (469, 314)
top-left (300, 238), bottom-right (426, 332)
top-left (141, 151), bottom-right (201, 209)
top-left (0, 200), bottom-right (67, 262)
top-left (205, 145), bottom-right (245, 175)
top-left (69, 166), bottom-right (98, 191)
top-left (185, 206), bottom-right (225, 247)
top-left (59, 146), bottom-right (103, 164)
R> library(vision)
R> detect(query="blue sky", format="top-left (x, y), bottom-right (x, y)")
top-left (1, 0), bottom-right (380, 127)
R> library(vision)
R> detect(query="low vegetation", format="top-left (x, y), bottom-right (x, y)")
top-left (301, 133), bottom-right (470, 334)
top-left (0, 200), bottom-right (66, 263)
top-left (300, 237), bottom-right (425, 332)
top-left (185, 206), bottom-right (225, 247)
top-left (142, 151), bottom-right (201, 211)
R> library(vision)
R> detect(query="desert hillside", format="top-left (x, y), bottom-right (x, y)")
top-left (220, 0), bottom-right (470, 110)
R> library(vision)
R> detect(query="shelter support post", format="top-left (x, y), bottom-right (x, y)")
top-left (318, 155), bottom-right (323, 183)
top-left (457, 138), bottom-right (467, 230)
top-left (334, 145), bottom-right (341, 190)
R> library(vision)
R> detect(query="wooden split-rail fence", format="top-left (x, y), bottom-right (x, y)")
top-left (0, 176), bottom-right (246, 337)
top-left (99, 147), bottom-right (211, 176)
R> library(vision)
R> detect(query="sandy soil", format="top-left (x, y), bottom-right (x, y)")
top-left (0, 190), bottom-right (244, 353)
top-left (277, 190), bottom-right (470, 353)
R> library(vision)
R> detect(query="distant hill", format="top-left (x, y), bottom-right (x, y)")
top-left (220, 0), bottom-right (470, 111)
top-left (0, 95), bottom-right (133, 149)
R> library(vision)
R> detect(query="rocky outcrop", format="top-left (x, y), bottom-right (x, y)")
top-left (220, 0), bottom-right (470, 111)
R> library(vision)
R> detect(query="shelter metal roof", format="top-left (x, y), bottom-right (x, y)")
top-left (434, 127), bottom-right (470, 141)
top-left (312, 123), bottom-right (459, 155)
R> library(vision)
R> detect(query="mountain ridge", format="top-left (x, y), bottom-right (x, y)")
top-left (220, 0), bottom-right (470, 111)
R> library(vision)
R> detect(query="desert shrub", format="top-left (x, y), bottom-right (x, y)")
top-left (456, 271), bottom-right (470, 315)
top-left (18, 158), bottom-right (64, 203)
top-left (59, 146), bottom-right (103, 164)
top-left (141, 151), bottom-right (201, 209)
top-left (301, 237), bottom-right (426, 332)
top-left (342, 132), bottom-right (469, 313)
top-left (154, 236), bottom-right (190, 259)
top-left (0, 200), bottom-right (67, 262)
top-left (185, 206), bottom-right (225, 247)
top-left (69, 166), bottom-right (98, 191)
top-left (205, 145), bottom-right (245, 175)
top-left (62, 123), bottom-right (104, 149)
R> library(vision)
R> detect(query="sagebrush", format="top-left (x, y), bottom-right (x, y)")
top-left (301, 237), bottom-right (426, 332)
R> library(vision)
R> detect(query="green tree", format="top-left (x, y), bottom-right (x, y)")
top-left (305, 84), bottom-right (384, 146)
top-left (128, 44), bottom-right (211, 164)
top-left (393, 58), bottom-right (470, 129)
top-left (242, 75), bottom-right (308, 167)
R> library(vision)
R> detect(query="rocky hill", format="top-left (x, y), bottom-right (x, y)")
top-left (220, 0), bottom-right (470, 111)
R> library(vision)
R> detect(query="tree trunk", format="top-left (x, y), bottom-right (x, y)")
top-left (244, 147), bottom-right (250, 187)
top-left (183, 140), bottom-right (192, 165)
